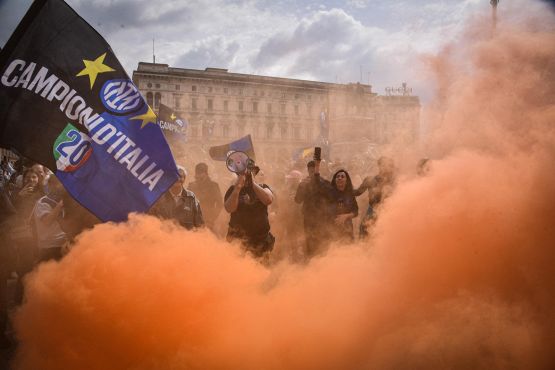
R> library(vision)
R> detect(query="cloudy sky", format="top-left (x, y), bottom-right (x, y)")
top-left (1, 0), bottom-right (553, 99)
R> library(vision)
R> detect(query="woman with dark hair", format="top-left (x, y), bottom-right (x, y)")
top-left (13, 168), bottom-right (43, 216)
top-left (329, 169), bottom-right (358, 242)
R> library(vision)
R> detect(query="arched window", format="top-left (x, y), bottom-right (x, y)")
top-left (154, 92), bottom-right (161, 109)
top-left (146, 92), bottom-right (153, 107)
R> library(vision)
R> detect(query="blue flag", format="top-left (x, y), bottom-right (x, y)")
top-left (208, 135), bottom-right (256, 161)
top-left (0, 0), bottom-right (178, 221)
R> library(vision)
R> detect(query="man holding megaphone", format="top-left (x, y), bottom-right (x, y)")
top-left (224, 151), bottom-right (275, 259)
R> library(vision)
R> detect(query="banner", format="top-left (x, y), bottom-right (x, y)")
top-left (208, 135), bottom-right (255, 161)
top-left (157, 103), bottom-right (188, 138)
top-left (0, 0), bottom-right (178, 222)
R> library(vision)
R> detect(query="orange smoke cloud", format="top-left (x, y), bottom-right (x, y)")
top-left (12, 4), bottom-right (555, 370)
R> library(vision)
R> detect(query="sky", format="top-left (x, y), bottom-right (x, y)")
top-left (1, 0), bottom-right (554, 99)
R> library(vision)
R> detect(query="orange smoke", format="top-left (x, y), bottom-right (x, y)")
top-left (12, 4), bottom-right (555, 370)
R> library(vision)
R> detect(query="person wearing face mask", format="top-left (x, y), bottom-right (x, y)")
top-left (328, 169), bottom-right (358, 242)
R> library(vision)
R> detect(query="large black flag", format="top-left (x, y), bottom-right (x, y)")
top-left (0, 0), bottom-right (179, 221)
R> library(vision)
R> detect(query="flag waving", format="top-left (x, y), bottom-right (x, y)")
top-left (0, 0), bottom-right (179, 222)
top-left (208, 135), bottom-right (255, 161)
top-left (157, 103), bottom-right (188, 138)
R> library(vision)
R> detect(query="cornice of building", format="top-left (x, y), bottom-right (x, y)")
top-left (133, 62), bottom-right (377, 94)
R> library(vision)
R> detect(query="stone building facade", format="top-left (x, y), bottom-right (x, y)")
top-left (132, 62), bottom-right (420, 163)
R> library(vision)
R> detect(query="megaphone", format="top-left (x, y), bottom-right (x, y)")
top-left (226, 151), bottom-right (255, 174)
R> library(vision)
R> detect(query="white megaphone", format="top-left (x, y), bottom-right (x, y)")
top-left (225, 151), bottom-right (254, 174)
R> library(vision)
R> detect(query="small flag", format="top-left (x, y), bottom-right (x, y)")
top-left (157, 103), bottom-right (188, 138)
top-left (209, 135), bottom-right (255, 161)
top-left (293, 146), bottom-right (314, 161)
top-left (0, 0), bottom-right (179, 222)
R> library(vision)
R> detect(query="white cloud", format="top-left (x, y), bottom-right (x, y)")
top-left (3, 0), bottom-right (550, 100)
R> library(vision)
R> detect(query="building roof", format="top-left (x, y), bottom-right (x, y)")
top-left (133, 62), bottom-right (375, 94)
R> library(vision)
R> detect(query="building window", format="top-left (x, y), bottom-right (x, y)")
top-left (280, 126), bottom-right (288, 139)
top-left (281, 92), bottom-right (286, 99)
top-left (208, 87), bottom-right (213, 93)
top-left (252, 125), bottom-right (259, 138)
top-left (237, 125), bottom-right (245, 137)
top-left (280, 103), bottom-right (286, 114)
top-left (207, 99), bottom-right (213, 111)
top-left (294, 127), bottom-right (301, 140)
top-left (146, 92), bottom-right (153, 107)
top-left (307, 105), bottom-right (312, 116)
top-left (294, 105), bottom-right (299, 115)
top-left (238, 101), bottom-right (244, 112)
top-left (223, 100), bottom-right (228, 112)
top-left (154, 92), bottom-right (161, 109)
top-left (238, 88), bottom-right (243, 96)
top-left (192, 98), bottom-right (197, 110)
top-left (174, 95), bottom-right (180, 109)
top-left (147, 82), bottom-right (152, 88)
top-left (266, 126), bottom-right (273, 139)
top-left (175, 84), bottom-right (180, 90)
top-left (267, 103), bottom-right (272, 113)
top-left (295, 94), bottom-right (300, 99)
top-left (192, 85), bottom-right (197, 92)
top-left (155, 83), bottom-right (160, 89)
top-left (224, 87), bottom-right (228, 94)
top-left (223, 125), bottom-right (230, 137)
top-left (261, 91), bottom-right (265, 97)
top-left (191, 127), bottom-right (198, 138)
top-left (253, 102), bottom-right (258, 113)
top-left (307, 95), bottom-right (311, 101)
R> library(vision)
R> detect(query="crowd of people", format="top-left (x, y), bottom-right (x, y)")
top-left (0, 147), bottom-right (431, 348)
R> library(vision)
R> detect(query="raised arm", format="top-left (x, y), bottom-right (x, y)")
top-left (252, 181), bottom-right (273, 206)
top-left (353, 176), bottom-right (371, 197)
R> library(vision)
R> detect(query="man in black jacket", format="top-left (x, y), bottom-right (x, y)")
top-left (294, 160), bottom-right (332, 258)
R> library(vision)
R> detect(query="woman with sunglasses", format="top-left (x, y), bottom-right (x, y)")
top-left (329, 169), bottom-right (358, 242)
